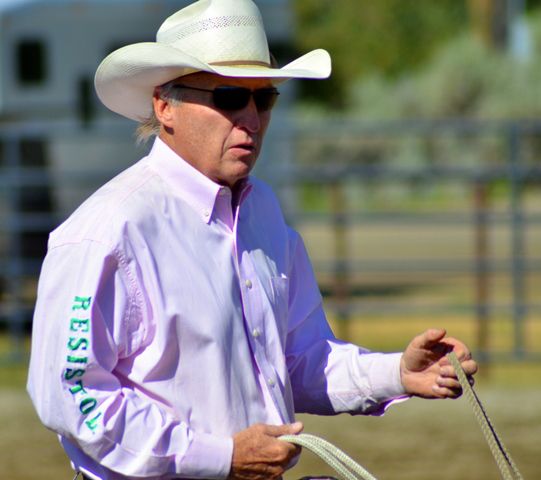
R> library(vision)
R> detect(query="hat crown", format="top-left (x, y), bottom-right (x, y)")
top-left (94, 0), bottom-right (331, 121)
top-left (156, 0), bottom-right (270, 66)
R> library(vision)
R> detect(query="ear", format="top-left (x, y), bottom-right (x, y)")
top-left (153, 89), bottom-right (176, 129)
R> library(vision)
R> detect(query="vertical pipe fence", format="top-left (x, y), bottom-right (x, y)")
top-left (1, 119), bottom-right (540, 362)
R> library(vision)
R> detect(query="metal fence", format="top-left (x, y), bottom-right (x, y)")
top-left (1, 118), bottom-right (540, 362)
top-left (275, 118), bottom-right (541, 361)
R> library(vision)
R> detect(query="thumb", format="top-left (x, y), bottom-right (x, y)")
top-left (266, 422), bottom-right (304, 438)
top-left (416, 328), bottom-right (447, 349)
top-left (288, 421), bottom-right (304, 434)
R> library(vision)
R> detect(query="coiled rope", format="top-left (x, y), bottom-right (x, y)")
top-left (280, 432), bottom-right (377, 480)
top-left (72, 353), bottom-right (523, 480)
top-left (281, 352), bottom-right (524, 480)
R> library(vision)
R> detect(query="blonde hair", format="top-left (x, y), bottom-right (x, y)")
top-left (135, 80), bottom-right (182, 145)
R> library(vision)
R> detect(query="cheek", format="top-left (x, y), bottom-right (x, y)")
top-left (185, 112), bottom-right (229, 148)
top-left (260, 111), bottom-right (272, 133)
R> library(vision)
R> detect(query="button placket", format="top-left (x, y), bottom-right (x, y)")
top-left (234, 212), bottom-right (289, 421)
top-left (244, 279), bottom-right (262, 344)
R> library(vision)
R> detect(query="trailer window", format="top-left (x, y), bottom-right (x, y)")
top-left (17, 39), bottom-right (47, 85)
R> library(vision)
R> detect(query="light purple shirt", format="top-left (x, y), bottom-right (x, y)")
top-left (27, 138), bottom-right (405, 480)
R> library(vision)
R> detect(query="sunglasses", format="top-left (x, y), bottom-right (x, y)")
top-left (171, 85), bottom-right (280, 112)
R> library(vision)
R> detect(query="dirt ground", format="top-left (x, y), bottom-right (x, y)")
top-left (1, 383), bottom-right (540, 480)
top-left (286, 387), bottom-right (541, 480)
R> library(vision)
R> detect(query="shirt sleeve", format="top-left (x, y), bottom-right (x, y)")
top-left (27, 239), bottom-right (232, 479)
top-left (284, 229), bottom-right (408, 416)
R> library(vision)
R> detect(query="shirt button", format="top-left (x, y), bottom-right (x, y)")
top-left (252, 328), bottom-right (261, 338)
top-left (245, 279), bottom-right (253, 289)
top-left (203, 209), bottom-right (210, 218)
top-left (267, 378), bottom-right (276, 387)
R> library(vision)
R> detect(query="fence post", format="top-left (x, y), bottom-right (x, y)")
top-left (4, 135), bottom-right (25, 362)
top-left (508, 122), bottom-right (526, 359)
top-left (329, 181), bottom-right (350, 341)
top-left (474, 179), bottom-right (490, 363)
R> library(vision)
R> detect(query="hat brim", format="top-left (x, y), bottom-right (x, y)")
top-left (95, 42), bottom-right (331, 121)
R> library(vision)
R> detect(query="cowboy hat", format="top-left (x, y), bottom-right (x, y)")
top-left (95, 0), bottom-right (331, 121)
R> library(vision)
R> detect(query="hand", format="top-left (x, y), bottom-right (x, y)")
top-left (400, 328), bottom-right (478, 399)
top-left (228, 422), bottom-right (303, 480)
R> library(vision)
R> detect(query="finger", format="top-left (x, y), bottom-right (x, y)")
top-left (258, 464), bottom-right (285, 480)
top-left (436, 364), bottom-right (477, 397)
top-left (460, 359), bottom-right (478, 376)
top-left (432, 384), bottom-right (463, 399)
top-left (438, 338), bottom-right (473, 363)
top-left (264, 422), bottom-right (304, 438)
top-left (271, 441), bottom-right (301, 467)
top-left (440, 359), bottom-right (478, 378)
top-left (413, 328), bottom-right (447, 350)
top-left (436, 375), bottom-right (461, 391)
top-left (286, 442), bottom-right (302, 459)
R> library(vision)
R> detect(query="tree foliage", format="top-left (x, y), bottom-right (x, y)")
top-left (293, 0), bottom-right (469, 108)
top-left (348, 11), bottom-right (541, 120)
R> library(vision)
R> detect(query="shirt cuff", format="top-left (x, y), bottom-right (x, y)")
top-left (368, 352), bottom-right (408, 401)
top-left (177, 431), bottom-right (233, 479)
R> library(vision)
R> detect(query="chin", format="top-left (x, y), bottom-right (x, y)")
top-left (227, 169), bottom-right (252, 188)
top-left (236, 157), bottom-right (256, 174)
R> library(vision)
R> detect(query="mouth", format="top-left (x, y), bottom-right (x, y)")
top-left (231, 142), bottom-right (257, 154)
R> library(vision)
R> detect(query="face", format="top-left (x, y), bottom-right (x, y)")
top-left (153, 72), bottom-right (274, 189)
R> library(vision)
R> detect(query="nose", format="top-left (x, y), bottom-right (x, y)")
top-left (234, 97), bottom-right (261, 133)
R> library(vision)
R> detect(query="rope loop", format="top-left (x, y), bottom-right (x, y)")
top-left (280, 433), bottom-right (378, 480)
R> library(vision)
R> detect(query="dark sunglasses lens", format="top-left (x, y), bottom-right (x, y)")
top-left (212, 86), bottom-right (279, 111)
top-left (253, 89), bottom-right (279, 111)
top-left (213, 87), bottom-right (251, 111)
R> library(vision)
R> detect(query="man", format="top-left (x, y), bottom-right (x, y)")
top-left (27, 1), bottom-right (478, 479)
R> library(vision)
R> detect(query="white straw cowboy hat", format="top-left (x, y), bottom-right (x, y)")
top-left (95, 0), bottom-right (331, 121)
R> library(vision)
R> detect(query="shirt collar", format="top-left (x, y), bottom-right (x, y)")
top-left (147, 137), bottom-right (251, 224)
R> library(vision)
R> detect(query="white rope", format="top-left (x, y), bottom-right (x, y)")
top-left (447, 352), bottom-right (524, 480)
top-left (280, 433), bottom-right (378, 480)
top-left (281, 353), bottom-right (523, 480)
top-left (70, 354), bottom-right (522, 480)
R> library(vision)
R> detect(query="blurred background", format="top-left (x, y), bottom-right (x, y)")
top-left (0, 0), bottom-right (539, 478)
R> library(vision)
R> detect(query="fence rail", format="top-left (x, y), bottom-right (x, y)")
top-left (278, 118), bottom-right (541, 361)
top-left (1, 118), bottom-right (540, 362)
